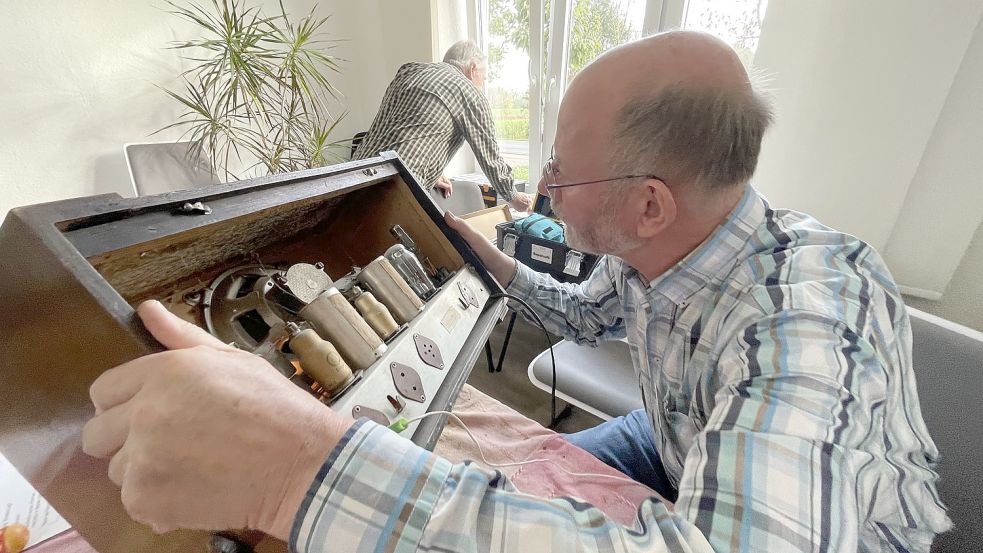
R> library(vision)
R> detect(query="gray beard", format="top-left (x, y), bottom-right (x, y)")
top-left (565, 213), bottom-right (644, 256)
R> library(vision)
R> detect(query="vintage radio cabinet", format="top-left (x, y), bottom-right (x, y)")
top-left (0, 153), bottom-right (507, 552)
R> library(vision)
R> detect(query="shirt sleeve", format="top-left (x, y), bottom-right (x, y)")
top-left (505, 256), bottom-right (627, 345)
top-left (454, 87), bottom-right (516, 201)
top-left (289, 312), bottom-right (902, 553)
top-left (673, 308), bottom-right (891, 552)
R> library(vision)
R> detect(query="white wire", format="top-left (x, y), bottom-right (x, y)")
top-left (404, 410), bottom-right (658, 493)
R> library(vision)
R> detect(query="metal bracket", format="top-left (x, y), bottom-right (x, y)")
top-left (352, 405), bottom-right (389, 426)
top-left (174, 201), bottom-right (212, 215)
top-left (563, 250), bottom-right (585, 277)
top-left (456, 281), bottom-right (478, 309)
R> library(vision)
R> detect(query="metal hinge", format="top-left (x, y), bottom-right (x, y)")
top-left (502, 233), bottom-right (518, 256)
top-left (563, 250), bottom-right (585, 276)
top-left (175, 201), bottom-right (212, 215)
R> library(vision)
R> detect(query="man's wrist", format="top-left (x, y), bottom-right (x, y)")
top-left (269, 412), bottom-right (355, 541)
top-left (494, 257), bottom-right (518, 287)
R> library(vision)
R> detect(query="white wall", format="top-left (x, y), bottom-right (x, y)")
top-left (882, 14), bottom-right (983, 302)
top-left (752, 0), bottom-right (983, 251)
top-left (0, 0), bottom-right (435, 220)
top-left (333, 0), bottom-right (436, 135)
top-left (752, 1), bottom-right (983, 331)
top-left (906, 221), bottom-right (983, 331)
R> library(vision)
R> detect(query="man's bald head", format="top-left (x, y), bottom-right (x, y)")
top-left (561, 31), bottom-right (773, 192)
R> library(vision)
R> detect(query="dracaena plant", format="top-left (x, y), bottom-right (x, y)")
top-left (159, 0), bottom-right (348, 181)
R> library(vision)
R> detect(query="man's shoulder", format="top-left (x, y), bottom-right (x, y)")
top-left (397, 61), bottom-right (466, 82)
top-left (725, 210), bottom-right (902, 330)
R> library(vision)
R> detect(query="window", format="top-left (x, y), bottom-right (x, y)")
top-left (680, 0), bottom-right (769, 68)
top-left (477, 0), bottom-right (770, 183)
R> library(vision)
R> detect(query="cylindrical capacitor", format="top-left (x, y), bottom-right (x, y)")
top-left (351, 286), bottom-right (399, 339)
top-left (299, 288), bottom-right (386, 370)
top-left (384, 244), bottom-right (436, 299)
top-left (286, 322), bottom-right (354, 395)
top-left (356, 256), bottom-right (424, 324)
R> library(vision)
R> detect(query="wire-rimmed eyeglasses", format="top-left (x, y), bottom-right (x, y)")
top-left (541, 149), bottom-right (664, 194)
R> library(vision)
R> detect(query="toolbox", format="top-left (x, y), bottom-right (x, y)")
top-left (495, 196), bottom-right (601, 283)
top-left (0, 152), bottom-right (507, 553)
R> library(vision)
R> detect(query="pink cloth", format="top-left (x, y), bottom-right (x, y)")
top-left (25, 530), bottom-right (95, 553)
top-left (434, 385), bottom-right (669, 526)
top-left (31, 385), bottom-right (666, 552)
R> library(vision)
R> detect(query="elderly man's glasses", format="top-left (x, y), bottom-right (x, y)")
top-left (541, 151), bottom-right (663, 193)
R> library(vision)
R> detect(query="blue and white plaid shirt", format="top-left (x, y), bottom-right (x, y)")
top-left (291, 186), bottom-right (951, 552)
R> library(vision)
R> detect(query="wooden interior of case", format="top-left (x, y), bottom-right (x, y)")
top-left (83, 176), bottom-right (465, 306)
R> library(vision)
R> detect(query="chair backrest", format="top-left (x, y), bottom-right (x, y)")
top-left (907, 308), bottom-right (983, 552)
top-left (429, 179), bottom-right (486, 215)
top-left (350, 131), bottom-right (368, 159)
top-left (123, 141), bottom-right (217, 197)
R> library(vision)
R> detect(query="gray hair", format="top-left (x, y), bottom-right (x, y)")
top-left (443, 40), bottom-right (486, 72)
top-left (611, 76), bottom-right (774, 191)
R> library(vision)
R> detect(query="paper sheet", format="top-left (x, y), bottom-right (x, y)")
top-left (0, 452), bottom-right (71, 547)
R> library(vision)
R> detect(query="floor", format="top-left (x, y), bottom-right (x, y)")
top-left (466, 314), bottom-right (603, 433)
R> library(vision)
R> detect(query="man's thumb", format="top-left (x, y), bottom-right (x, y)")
top-left (137, 300), bottom-right (234, 351)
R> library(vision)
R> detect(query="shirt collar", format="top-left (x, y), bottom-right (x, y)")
top-left (624, 185), bottom-right (767, 306)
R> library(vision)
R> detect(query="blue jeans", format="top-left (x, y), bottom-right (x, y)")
top-left (565, 408), bottom-right (678, 501)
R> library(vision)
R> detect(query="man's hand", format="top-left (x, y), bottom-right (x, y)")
top-left (444, 211), bottom-right (517, 285)
top-left (435, 176), bottom-right (454, 198)
top-left (82, 300), bottom-right (353, 540)
top-left (508, 192), bottom-right (533, 212)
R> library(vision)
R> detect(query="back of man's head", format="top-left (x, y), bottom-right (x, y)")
top-left (571, 31), bottom-right (774, 193)
top-left (443, 40), bottom-right (486, 72)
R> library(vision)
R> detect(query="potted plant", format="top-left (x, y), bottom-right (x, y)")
top-left (159, 0), bottom-right (348, 181)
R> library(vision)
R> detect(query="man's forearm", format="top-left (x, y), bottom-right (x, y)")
top-left (486, 249), bottom-right (518, 286)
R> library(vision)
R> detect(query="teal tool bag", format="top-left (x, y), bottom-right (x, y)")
top-left (513, 213), bottom-right (565, 243)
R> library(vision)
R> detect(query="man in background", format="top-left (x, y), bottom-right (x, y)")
top-left (353, 40), bottom-right (532, 211)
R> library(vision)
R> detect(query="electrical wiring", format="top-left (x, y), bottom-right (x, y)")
top-left (394, 410), bottom-right (657, 494)
top-left (487, 292), bottom-right (560, 426)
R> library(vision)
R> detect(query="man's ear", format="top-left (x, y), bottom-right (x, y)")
top-left (636, 179), bottom-right (676, 238)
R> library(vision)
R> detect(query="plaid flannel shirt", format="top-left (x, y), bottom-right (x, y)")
top-left (352, 62), bottom-right (515, 200)
top-left (292, 186), bottom-right (951, 552)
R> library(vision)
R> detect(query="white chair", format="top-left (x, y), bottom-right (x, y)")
top-left (429, 179), bottom-right (486, 215)
top-left (527, 307), bottom-right (982, 551)
top-left (527, 338), bottom-right (641, 421)
top-left (123, 141), bottom-right (217, 197)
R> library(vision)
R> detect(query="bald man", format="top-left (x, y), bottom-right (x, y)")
top-left (83, 32), bottom-right (950, 552)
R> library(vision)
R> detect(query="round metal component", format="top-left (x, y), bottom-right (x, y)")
top-left (183, 290), bottom-right (203, 306)
top-left (284, 263), bottom-right (333, 304)
top-left (201, 265), bottom-right (292, 349)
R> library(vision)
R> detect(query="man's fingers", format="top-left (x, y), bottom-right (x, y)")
top-left (138, 300), bottom-right (233, 351)
top-left (89, 357), bottom-right (156, 413)
top-left (83, 402), bottom-right (133, 459)
top-left (444, 210), bottom-right (474, 236)
top-left (107, 444), bottom-right (130, 486)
